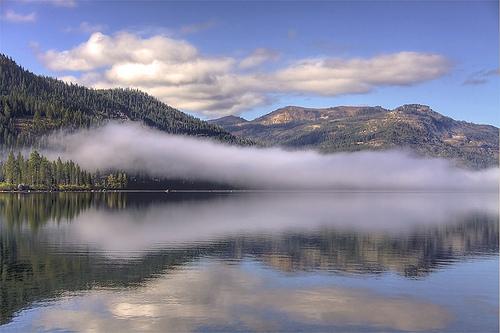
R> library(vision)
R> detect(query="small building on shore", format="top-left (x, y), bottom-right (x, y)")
top-left (17, 184), bottom-right (29, 191)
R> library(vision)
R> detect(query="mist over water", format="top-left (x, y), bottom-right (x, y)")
top-left (45, 192), bottom-right (499, 256)
top-left (0, 192), bottom-right (498, 332)
top-left (44, 122), bottom-right (498, 190)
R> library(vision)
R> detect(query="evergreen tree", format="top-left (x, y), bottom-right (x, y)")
top-left (1, 150), bottom-right (130, 190)
top-left (28, 150), bottom-right (41, 185)
top-left (3, 151), bottom-right (17, 184)
top-left (16, 152), bottom-right (25, 184)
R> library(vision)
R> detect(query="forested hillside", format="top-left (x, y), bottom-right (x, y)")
top-left (210, 105), bottom-right (499, 169)
top-left (0, 54), bottom-right (250, 147)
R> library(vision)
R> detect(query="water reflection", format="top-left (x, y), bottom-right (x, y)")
top-left (0, 192), bottom-right (498, 331)
top-left (33, 263), bottom-right (452, 332)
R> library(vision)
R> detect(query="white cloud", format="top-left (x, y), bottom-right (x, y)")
top-left (2, 9), bottom-right (36, 23)
top-left (40, 32), bottom-right (198, 71)
top-left (58, 75), bottom-right (79, 84)
top-left (239, 48), bottom-right (280, 69)
top-left (105, 58), bottom-right (235, 85)
top-left (39, 32), bottom-right (451, 117)
top-left (58, 72), bottom-right (105, 87)
top-left (271, 52), bottom-right (451, 95)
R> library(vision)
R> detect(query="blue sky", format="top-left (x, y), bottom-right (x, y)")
top-left (0, 0), bottom-right (498, 125)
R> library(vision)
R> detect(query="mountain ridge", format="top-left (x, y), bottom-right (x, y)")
top-left (210, 104), bottom-right (499, 169)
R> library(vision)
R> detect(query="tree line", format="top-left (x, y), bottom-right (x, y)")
top-left (0, 150), bottom-right (127, 190)
top-left (0, 54), bottom-right (252, 148)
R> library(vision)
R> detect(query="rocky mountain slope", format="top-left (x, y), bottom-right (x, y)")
top-left (210, 105), bottom-right (499, 169)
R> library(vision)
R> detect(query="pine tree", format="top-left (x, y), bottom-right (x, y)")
top-left (3, 151), bottom-right (17, 184)
top-left (16, 152), bottom-right (24, 184)
top-left (1, 148), bottom-right (135, 190)
top-left (28, 150), bottom-right (41, 185)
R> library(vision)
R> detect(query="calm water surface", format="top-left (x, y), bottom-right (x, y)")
top-left (0, 192), bottom-right (498, 332)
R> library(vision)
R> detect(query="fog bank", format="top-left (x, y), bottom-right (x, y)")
top-left (44, 122), bottom-right (498, 190)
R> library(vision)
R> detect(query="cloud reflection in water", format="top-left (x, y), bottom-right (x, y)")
top-left (36, 263), bottom-right (452, 332)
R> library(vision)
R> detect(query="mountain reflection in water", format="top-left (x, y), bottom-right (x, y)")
top-left (0, 192), bottom-right (498, 332)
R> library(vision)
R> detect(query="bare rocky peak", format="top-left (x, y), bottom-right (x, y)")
top-left (252, 105), bottom-right (388, 125)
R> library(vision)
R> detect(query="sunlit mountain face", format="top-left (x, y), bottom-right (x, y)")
top-left (1, 192), bottom-right (498, 332)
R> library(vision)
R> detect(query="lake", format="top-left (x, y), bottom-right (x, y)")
top-left (0, 192), bottom-right (498, 332)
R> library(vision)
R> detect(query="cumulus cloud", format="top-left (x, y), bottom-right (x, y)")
top-left (272, 52), bottom-right (450, 95)
top-left (105, 58), bottom-right (235, 85)
top-left (40, 32), bottom-right (198, 71)
top-left (43, 122), bottom-right (498, 191)
top-left (38, 32), bottom-right (451, 116)
top-left (2, 9), bottom-right (36, 23)
top-left (58, 71), bottom-right (108, 87)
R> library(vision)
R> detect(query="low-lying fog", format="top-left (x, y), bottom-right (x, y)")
top-left (44, 121), bottom-right (498, 191)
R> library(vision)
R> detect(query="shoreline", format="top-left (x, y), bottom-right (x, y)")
top-left (0, 189), bottom-right (497, 194)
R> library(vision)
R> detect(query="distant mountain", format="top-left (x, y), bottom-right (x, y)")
top-left (0, 54), bottom-right (251, 148)
top-left (210, 105), bottom-right (499, 169)
top-left (2, 54), bottom-right (497, 170)
top-left (209, 115), bottom-right (248, 127)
